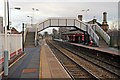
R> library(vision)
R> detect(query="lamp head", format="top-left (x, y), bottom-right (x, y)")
top-left (14, 7), bottom-right (21, 10)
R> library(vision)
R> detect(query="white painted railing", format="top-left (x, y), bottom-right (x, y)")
top-left (91, 24), bottom-right (110, 45)
top-left (0, 34), bottom-right (22, 62)
top-left (37, 18), bottom-right (99, 46)
top-left (24, 28), bottom-right (28, 42)
top-left (35, 25), bottom-right (38, 46)
top-left (87, 25), bottom-right (99, 46)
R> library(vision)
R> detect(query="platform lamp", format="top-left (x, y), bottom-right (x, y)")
top-left (22, 23), bottom-right (25, 53)
top-left (81, 9), bottom-right (90, 44)
top-left (9, 7), bottom-right (21, 33)
top-left (27, 16), bottom-right (33, 27)
top-left (32, 8), bottom-right (39, 26)
top-left (32, 8), bottom-right (39, 46)
top-left (81, 9), bottom-right (90, 21)
top-left (6, 1), bottom-right (21, 30)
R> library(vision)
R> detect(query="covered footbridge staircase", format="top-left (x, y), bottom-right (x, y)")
top-left (28, 17), bottom-right (110, 47)
top-left (24, 27), bottom-right (37, 48)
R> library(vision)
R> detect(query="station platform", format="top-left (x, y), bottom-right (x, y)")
top-left (70, 43), bottom-right (119, 56)
top-left (40, 40), bottom-right (70, 79)
top-left (54, 39), bottom-right (119, 56)
top-left (1, 47), bottom-right (40, 80)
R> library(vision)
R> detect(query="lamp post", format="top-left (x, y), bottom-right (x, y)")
top-left (27, 16), bottom-right (33, 27)
top-left (4, 0), bottom-right (8, 77)
top-left (7, 0), bottom-right (9, 30)
top-left (81, 9), bottom-right (90, 21)
top-left (9, 7), bottom-right (21, 33)
top-left (22, 23), bottom-right (25, 53)
top-left (82, 9), bottom-right (89, 12)
top-left (32, 8), bottom-right (39, 46)
top-left (81, 9), bottom-right (90, 45)
top-left (32, 8), bottom-right (39, 25)
top-left (10, 7), bottom-right (21, 23)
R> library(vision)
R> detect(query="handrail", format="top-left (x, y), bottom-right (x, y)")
top-left (35, 26), bottom-right (38, 46)
top-left (87, 25), bottom-right (99, 46)
top-left (24, 28), bottom-right (28, 43)
top-left (93, 24), bottom-right (110, 45)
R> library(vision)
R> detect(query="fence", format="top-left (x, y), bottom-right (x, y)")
top-left (0, 34), bottom-right (22, 64)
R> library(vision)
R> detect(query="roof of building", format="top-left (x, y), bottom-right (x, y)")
top-left (11, 27), bottom-right (20, 34)
top-left (96, 22), bottom-right (102, 26)
top-left (87, 19), bottom-right (102, 27)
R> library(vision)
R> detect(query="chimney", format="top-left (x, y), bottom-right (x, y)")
top-left (78, 15), bottom-right (83, 21)
top-left (102, 12), bottom-right (109, 32)
top-left (103, 12), bottom-right (107, 23)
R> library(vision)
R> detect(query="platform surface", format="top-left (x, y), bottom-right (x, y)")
top-left (70, 42), bottom-right (119, 56)
top-left (5, 47), bottom-right (40, 80)
top-left (40, 39), bottom-right (70, 79)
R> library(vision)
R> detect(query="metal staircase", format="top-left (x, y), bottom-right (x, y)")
top-left (95, 31), bottom-right (109, 47)
top-left (90, 23), bottom-right (110, 47)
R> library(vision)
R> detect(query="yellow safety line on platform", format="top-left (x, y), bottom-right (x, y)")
top-left (0, 53), bottom-right (26, 76)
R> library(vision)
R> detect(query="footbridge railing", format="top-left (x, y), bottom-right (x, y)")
top-left (91, 24), bottom-right (110, 45)
top-left (37, 18), bottom-right (99, 46)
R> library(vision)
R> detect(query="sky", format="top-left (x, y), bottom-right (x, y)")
top-left (0, 0), bottom-right (119, 33)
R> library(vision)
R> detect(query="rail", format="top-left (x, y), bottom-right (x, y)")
top-left (35, 26), bottom-right (38, 46)
top-left (87, 25), bottom-right (99, 46)
top-left (53, 40), bottom-right (120, 78)
top-left (24, 28), bottom-right (28, 42)
top-left (47, 40), bottom-right (98, 79)
top-left (37, 18), bottom-right (99, 46)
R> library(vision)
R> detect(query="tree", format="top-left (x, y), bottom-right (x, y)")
top-left (52, 28), bottom-right (58, 39)
top-left (110, 20), bottom-right (118, 30)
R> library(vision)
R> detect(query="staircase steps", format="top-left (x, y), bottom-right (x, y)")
top-left (95, 31), bottom-right (109, 48)
top-left (25, 32), bottom-right (35, 48)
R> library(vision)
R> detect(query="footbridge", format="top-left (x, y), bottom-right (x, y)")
top-left (34, 17), bottom-right (110, 47)
top-left (24, 17), bottom-right (110, 46)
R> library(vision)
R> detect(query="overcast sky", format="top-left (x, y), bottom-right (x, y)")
top-left (0, 0), bottom-right (119, 32)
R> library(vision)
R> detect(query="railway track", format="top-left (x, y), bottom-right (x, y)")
top-left (46, 40), bottom-right (98, 79)
top-left (46, 40), bottom-right (119, 79)
top-left (58, 41), bottom-right (119, 68)
top-left (53, 41), bottom-right (120, 77)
